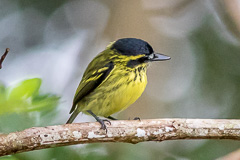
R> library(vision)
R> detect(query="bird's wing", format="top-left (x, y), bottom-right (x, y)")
top-left (69, 61), bottom-right (114, 114)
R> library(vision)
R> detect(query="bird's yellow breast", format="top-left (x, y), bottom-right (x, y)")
top-left (78, 65), bottom-right (147, 117)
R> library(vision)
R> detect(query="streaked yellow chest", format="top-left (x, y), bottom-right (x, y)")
top-left (79, 64), bottom-right (148, 117)
top-left (110, 66), bottom-right (147, 112)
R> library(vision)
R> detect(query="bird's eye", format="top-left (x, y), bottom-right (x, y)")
top-left (148, 53), bottom-right (154, 59)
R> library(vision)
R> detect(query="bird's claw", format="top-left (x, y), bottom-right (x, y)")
top-left (99, 119), bottom-right (111, 131)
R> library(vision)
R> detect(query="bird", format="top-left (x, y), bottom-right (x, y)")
top-left (66, 38), bottom-right (170, 130)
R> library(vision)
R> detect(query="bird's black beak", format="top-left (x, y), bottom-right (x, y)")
top-left (151, 53), bottom-right (171, 61)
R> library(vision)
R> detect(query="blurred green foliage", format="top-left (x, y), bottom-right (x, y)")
top-left (191, 20), bottom-right (240, 119)
top-left (0, 78), bottom-right (61, 160)
top-left (0, 78), bottom-right (59, 114)
top-left (0, 78), bottom-right (60, 133)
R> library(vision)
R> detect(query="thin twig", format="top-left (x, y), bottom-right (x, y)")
top-left (0, 48), bottom-right (10, 69)
top-left (0, 118), bottom-right (240, 157)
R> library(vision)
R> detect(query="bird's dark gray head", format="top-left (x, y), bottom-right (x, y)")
top-left (111, 38), bottom-right (154, 56)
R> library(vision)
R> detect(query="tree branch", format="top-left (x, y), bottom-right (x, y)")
top-left (0, 119), bottom-right (240, 157)
top-left (0, 48), bottom-right (10, 69)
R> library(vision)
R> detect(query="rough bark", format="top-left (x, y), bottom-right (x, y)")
top-left (0, 119), bottom-right (240, 157)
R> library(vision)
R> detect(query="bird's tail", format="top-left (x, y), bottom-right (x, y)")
top-left (66, 110), bottom-right (79, 124)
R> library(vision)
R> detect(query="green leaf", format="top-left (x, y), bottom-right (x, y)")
top-left (8, 78), bottom-right (41, 100)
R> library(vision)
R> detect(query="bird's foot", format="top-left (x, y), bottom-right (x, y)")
top-left (98, 119), bottom-right (111, 130)
top-left (87, 110), bottom-right (111, 132)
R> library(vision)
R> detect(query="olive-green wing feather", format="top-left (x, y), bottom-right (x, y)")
top-left (69, 61), bottom-right (114, 114)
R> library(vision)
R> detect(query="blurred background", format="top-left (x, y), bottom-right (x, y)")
top-left (1, 0), bottom-right (240, 159)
